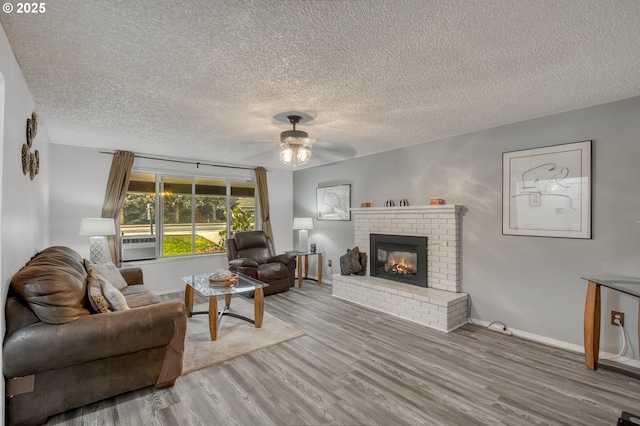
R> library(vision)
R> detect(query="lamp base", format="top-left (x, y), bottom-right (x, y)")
top-left (89, 236), bottom-right (112, 264)
top-left (298, 229), bottom-right (309, 253)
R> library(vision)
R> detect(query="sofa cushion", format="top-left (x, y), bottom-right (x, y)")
top-left (10, 247), bottom-right (90, 324)
top-left (120, 285), bottom-right (162, 308)
top-left (87, 261), bottom-right (128, 290)
top-left (98, 275), bottom-right (130, 311)
top-left (86, 269), bottom-right (111, 313)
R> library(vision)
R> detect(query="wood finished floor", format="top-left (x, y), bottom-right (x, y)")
top-left (48, 281), bottom-right (639, 425)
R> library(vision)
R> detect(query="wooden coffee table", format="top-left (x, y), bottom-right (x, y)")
top-left (182, 272), bottom-right (269, 341)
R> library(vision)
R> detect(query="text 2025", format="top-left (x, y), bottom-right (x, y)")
top-left (17, 3), bottom-right (46, 13)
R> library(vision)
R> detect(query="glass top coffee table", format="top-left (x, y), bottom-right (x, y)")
top-left (182, 272), bottom-right (269, 341)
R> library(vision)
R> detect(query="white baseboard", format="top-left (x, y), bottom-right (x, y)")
top-left (469, 318), bottom-right (640, 369)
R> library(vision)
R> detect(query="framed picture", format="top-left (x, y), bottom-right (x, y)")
top-left (502, 140), bottom-right (592, 239)
top-left (317, 184), bottom-right (351, 221)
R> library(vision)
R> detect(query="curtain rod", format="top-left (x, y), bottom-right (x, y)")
top-left (99, 151), bottom-right (260, 171)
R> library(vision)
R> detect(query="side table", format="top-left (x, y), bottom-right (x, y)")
top-left (581, 276), bottom-right (640, 378)
top-left (288, 251), bottom-right (323, 287)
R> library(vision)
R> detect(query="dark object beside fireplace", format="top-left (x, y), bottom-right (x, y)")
top-left (370, 234), bottom-right (427, 287)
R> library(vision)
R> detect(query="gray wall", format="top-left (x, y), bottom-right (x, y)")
top-left (294, 96), bottom-right (640, 362)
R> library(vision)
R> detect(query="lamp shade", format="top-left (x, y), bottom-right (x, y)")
top-left (293, 217), bottom-right (313, 230)
top-left (79, 218), bottom-right (116, 236)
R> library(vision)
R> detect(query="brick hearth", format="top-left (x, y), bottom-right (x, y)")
top-left (332, 205), bottom-right (468, 332)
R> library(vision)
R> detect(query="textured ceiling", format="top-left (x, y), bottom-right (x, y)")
top-left (2, 0), bottom-right (640, 170)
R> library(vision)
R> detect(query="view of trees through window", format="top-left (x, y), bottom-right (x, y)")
top-left (121, 172), bottom-right (256, 257)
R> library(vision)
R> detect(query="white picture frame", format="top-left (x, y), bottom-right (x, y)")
top-left (502, 140), bottom-right (592, 239)
top-left (317, 184), bottom-right (351, 221)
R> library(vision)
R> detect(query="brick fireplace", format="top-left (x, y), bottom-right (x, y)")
top-left (332, 205), bottom-right (468, 332)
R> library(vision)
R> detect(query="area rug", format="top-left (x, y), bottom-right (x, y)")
top-left (182, 297), bottom-right (304, 375)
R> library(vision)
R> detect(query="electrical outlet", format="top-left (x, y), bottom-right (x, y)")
top-left (328, 260), bottom-right (332, 267)
top-left (611, 311), bottom-right (625, 326)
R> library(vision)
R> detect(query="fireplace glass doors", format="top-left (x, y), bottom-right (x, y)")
top-left (370, 234), bottom-right (427, 287)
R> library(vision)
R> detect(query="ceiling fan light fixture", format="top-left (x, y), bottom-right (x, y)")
top-left (279, 114), bottom-right (314, 167)
top-left (296, 146), bottom-right (311, 165)
top-left (279, 145), bottom-right (294, 165)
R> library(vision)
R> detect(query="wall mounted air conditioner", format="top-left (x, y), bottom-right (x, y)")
top-left (120, 235), bottom-right (157, 262)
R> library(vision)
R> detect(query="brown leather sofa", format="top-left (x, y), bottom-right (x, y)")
top-left (227, 231), bottom-right (296, 296)
top-left (3, 246), bottom-right (187, 426)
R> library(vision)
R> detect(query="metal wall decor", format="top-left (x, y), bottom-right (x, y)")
top-left (22, 112), bottom-right (40, 180)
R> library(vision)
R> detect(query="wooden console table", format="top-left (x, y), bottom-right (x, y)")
top-left (582, 276), bottom-right (640, 376)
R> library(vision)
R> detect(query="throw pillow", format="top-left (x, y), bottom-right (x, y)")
top-left (339, 246), bottom-right (363, 275)
top-left (86, 269), bottom-right (111, 314)
top-left (355, 252), bottom-right (368, 276)
top-left (97, 275), bottom-right (130, 311)
top-left (85, 261), bottom-right (128, 290)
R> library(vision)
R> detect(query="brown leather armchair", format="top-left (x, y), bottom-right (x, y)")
top-left (226, 231), bottom-right (296, 296)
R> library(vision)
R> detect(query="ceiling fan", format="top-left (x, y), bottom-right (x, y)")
top-left (279, 115), bottom-right (314, 167)
top-left (239, 111), bottom-right (357, 168)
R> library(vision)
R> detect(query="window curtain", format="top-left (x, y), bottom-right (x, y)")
top-left (255, 167), bottom-right (273, 241)
top-left (101, 150), bottom-right (135, 264)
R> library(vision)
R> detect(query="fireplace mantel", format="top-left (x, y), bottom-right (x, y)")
top-left (350, 204), bottom-right (461, 214)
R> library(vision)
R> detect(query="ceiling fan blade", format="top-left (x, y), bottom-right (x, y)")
top-left (312, 140), bottom-right (357, 161)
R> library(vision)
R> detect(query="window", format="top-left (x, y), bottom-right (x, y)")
top-left (120, 172), bottom-right (256, 257)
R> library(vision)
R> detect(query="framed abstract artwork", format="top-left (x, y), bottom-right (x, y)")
top-left (502, 140), bottom-right (592, 238)
top-left (317, 184), bottom-right (351, 221)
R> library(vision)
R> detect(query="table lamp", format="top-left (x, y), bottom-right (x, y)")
top-left (293, 217), bottom-right (313, 253)
top-left (79, 218), bottom-right (116, 263)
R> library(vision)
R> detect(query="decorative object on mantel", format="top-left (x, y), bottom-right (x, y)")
top-left (360, 202), bottom-right (371, 208)
top-left (398, 198), bottom-right (409, 206)
top-left (22, 112), bottom-right (40, 180)
top-left (502, 140), bottom-right (592, 239)
top-left (430, 198), bottom-right (445, 205)
top-left (385, 199), bottom-right (395, 207)
top-left (339, 246), bottom-right (366, 276)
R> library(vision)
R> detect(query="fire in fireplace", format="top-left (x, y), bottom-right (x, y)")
top-left (370, 234), bottom-right (427, 287)
top-left (382, 251), bottom-right (417, 275)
